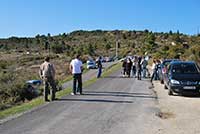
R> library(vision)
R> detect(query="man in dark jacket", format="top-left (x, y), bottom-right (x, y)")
top-left (125, 58), bottom-right (132, 77)
top-left (96, 56), bottom-right (102, 78)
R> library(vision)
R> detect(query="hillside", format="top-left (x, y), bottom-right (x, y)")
top-left (0, 30), bottom-right (200, 110)
top-left (1, 30), bottom-right (200, 61)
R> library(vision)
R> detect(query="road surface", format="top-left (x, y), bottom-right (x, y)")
top-left (0, 69), bottom-right (163, 134)
top-left (62, 62), bottom-right (116, 89)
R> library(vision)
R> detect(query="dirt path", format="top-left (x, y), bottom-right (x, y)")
top-left (153, 81), bottom-right (200, 134)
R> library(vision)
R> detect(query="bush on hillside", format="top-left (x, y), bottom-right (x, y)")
top-left (51, 43), bottom-right (65, 53)
top-left (0, 71), bottom-right (41, 110)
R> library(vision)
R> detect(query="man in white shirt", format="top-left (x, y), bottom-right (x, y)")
top-left (70, 54), bottom-right (83, 95)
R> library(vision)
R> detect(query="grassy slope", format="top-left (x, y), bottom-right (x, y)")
top-left (0, 62), bottom-right (121, 120)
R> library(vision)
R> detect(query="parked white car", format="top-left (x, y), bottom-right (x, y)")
top-left (87, 60), bottom-right (97, 69)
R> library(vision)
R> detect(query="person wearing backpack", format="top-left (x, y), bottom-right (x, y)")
top-left (39, 56), bottom-right (57, 101)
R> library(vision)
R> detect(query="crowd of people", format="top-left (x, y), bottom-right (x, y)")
top-left (122, 56), bottom-right (162, 81)
top-left (122, 56), bottom-right (149, 79)
top-left (39, 54), bottom-right (162, 102)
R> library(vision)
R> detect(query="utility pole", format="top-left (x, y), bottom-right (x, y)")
top-left (48, 42), bottom-right (50, 56)
top-left (47, 34), bottom-right (51, 56)
top-left (116, 40), bottom-right (118, 59)
top-left (116, 31), bottom-right (119, 59)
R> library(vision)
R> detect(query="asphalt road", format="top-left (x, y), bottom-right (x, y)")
top-left (0, 69), bottom-right (163, 134)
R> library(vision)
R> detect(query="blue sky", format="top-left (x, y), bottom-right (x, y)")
top-left (0, 0), bottom-right (199, 38)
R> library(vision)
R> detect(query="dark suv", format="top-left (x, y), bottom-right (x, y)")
top-left (164, 61), bottom-right (200, 96)
top-left (159, 59), bottom-right (180, 84)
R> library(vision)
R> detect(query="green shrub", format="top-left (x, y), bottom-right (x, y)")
top-left (0, 60), bottom-right (10, 69)
top-left (51, 43), bottom-right (64, 53)
top-left (0, 71), bottom-right (41, 110)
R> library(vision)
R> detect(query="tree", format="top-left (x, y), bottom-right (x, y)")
top-left (169, 30), bottom-right (173, 35)
top-left (47, 33), bottom-right (51, 37)
top-left (123, 33), bottom-right (127, 39)
top-left (144, 29), bottom-right (149, 33)
top-left (146, 33), bottom-right (155, 45)
top-left (62, 33), bottom-right (67, 38)
top-left (105, 43), bottom-right (111, 50)
top-left (173, 34), bottom-right (182, 43)
top-left (117, 42), bottom-right (121, 48)
top-left (85, 44), bottom-right (94, 56)
top-left (45, 41), bottom-right (49, 50)
top-left (144, 33), bottom-right (157, 53)
top-left (177, 30), bottom-right (180, 35)
top-left (51, 43), bottom-right (64, 53)
top-left (162, 46), bottom-right (169, 51)
top-left (131, 42), bottom-right (135, 48)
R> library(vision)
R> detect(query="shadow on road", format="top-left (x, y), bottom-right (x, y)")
top-left (55, 98), bottom-right (133, 104)
top-left (103, 76), bottom-right (151, 80)
top-left (84, 91), bottom-right (151, 95)
top-left (82, 91), bottom-right (156, 99)
top-left (102, 76), bottom-right (128, 78)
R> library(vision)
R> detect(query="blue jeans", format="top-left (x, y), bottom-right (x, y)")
top-left (142, 67), bottom-right (147, 78)
top-left (132, 66), bottom-right (136, 77)
top-left (151, 70), bottom-right (159, 82)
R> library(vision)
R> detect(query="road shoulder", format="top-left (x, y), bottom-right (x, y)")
top-left (152, 80), bottom-right (200, 134)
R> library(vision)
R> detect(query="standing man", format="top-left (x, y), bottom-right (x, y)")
top-left (150, 59), bottom-right (157, 82)
top-left (70, 54), bottom-right (83, 95)
top-left (39, 56), bottom-right (57, 101)
top-left (125, 58), bottom-right (132, 77)
top-left (96, 56), bottom-right (102, 78)
top-left (137, 56), bottom-right (142, 80)
top-left (141, 56), bottom-right (148, 78)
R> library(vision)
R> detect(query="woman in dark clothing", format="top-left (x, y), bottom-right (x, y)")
top-left (137, 57), bottom-right (142, 80)
top-left (96, 56), bottom-right (102, 78)
top-left (125, 58), bottom-right (132, 77)
top-left (131, 57), bottom-right (137, 77)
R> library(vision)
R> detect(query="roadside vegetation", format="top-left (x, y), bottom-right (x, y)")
top-left (0, 62), bottom-right (121, 119)
top-left (0, 30), bottom-right (200, 112)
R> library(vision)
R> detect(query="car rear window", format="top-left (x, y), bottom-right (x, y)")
top-left (163, 60), bottom-right (172, 66)
top-left (88, 62), bottom-right (94, 65)
top-left (172, 63), bottom-right (199, 74)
